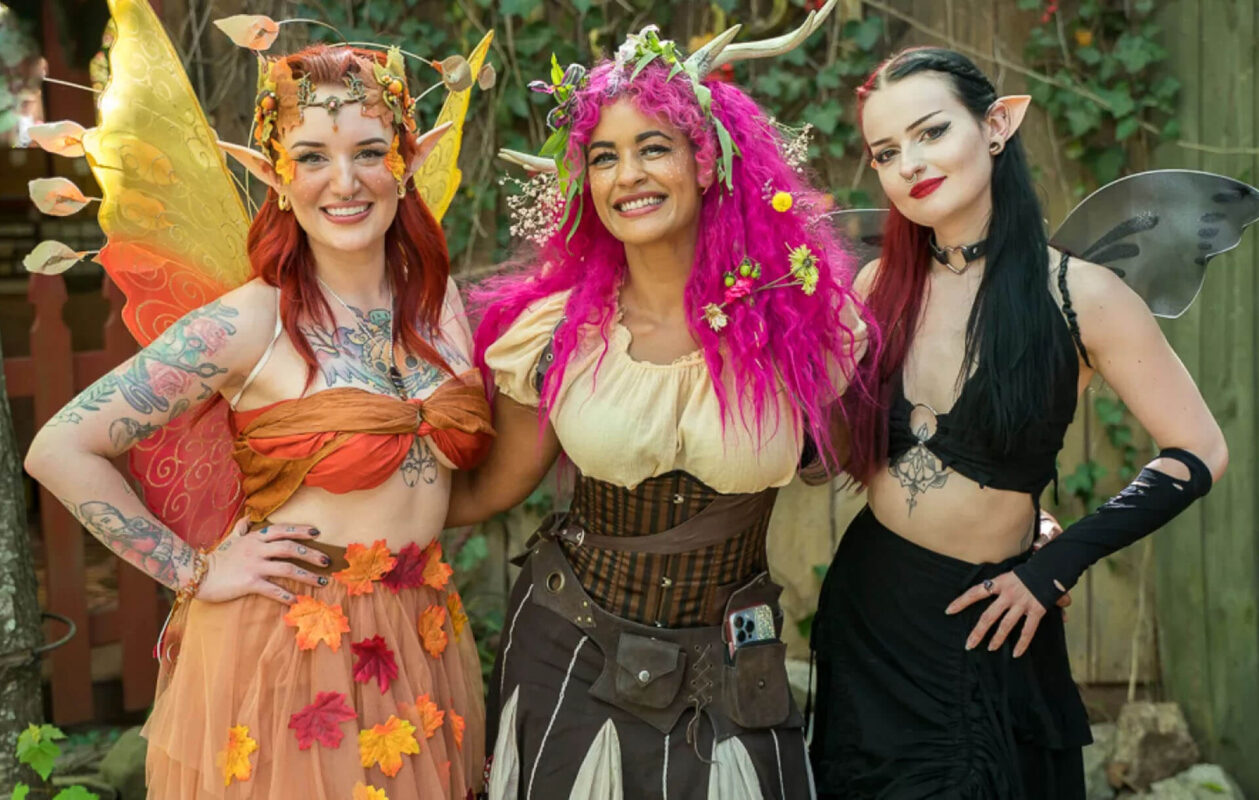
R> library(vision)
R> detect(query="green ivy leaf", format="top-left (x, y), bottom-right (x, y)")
top-left (1016, 0), bottom-right (1040, 9)
top-left (1065, 105), bottom-right (1102, 137)
top-left (807, 102), bottom-right (843, 135)
top-left (16, 723), bottom-right (66, 781)
top-left (499, 0), bottom-right (541, 18)
top-left (797, 614), bottom-right (814, 639)
top-left (571, 0), bottom-right (594, 13)
top-left (453, 533), bottom-right (490, 572)
top-left (845, 17), bottom-right (883, 52)
top-left (1162, 117), bottom-right (1181, 138)
top-left (12, 784), bottom-right (30, 800)
top-left (1115, 116), bottom-right (1141, 141)
top-left (1113, 32), bottom-right (1158, 73)
top-left (52, 788), bottom-right (99, 800)
top-left (1075, 46), bottom-right (1102, 66)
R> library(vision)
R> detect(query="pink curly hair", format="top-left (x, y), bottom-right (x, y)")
top-left (474, 60), bottom-right (873, 458)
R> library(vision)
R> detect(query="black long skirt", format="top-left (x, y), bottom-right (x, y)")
top-left (810, 507), bottom-right (1092, 800)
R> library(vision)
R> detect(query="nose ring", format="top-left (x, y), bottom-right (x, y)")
top-left (903, 171), bottom-right (920, 184)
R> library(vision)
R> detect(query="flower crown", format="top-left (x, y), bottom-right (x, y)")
top-left (214, 14), bottom-right (495, 178)
top-left (506, 0), bottom-right (838, 239)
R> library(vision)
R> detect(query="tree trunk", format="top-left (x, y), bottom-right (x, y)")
top-left (0, 329), bottom-right (45, 793)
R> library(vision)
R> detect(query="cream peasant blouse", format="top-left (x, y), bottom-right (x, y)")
top-left (484, 291), bottom-right (866, 494)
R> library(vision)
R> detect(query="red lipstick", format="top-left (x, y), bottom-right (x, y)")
top-left (909, 177), bottom-right (945, 199)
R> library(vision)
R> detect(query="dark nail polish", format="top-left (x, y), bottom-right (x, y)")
top-left (310, 528), bottom-right (321, 537)
top-left (318, 576), bottom-right (328, 586)
top-left (322, 556), bottom-right (331, 566)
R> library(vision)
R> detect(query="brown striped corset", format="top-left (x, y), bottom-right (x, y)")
top-left (561, 471), bottom-right (778, 628)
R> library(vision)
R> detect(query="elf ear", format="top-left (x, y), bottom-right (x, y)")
top-left (219, 141), bottom-right (282, 192)
top-left (986, 94), bottom-right (1032, 143)
top-left (406, 121), bottom-right (454, 182)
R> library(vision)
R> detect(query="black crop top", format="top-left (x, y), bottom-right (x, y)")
top-left (886, 252), bottom-right (1090, 501)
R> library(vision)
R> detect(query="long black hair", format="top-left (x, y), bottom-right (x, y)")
top-left (846, 48), bottom-right (1068, 479)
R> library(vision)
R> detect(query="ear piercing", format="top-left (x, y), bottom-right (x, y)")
top-left (990, 140), bottom-right (1004, 155)
top-left (278, 194), bottom-right (291, 211)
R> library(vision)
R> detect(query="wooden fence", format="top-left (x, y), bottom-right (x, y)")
top-left (1152, 0), bottom-right (1259, 793)
top-left (2, 274), bottom-right (162, 725)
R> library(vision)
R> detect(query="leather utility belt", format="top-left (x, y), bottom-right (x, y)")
top-left (522, 513), bottom-right (802, 742)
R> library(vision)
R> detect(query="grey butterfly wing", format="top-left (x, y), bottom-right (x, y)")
top-left (1049, 169), bottom-right (1259, 318)
top-left (829, 209), bottom-right (888, 270)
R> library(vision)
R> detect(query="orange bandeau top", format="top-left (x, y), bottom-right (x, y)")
top-left (229, 371), bottom-right (494, 522)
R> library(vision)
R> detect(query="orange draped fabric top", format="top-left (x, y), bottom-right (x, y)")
top-left (229, 371), bottom-right (494, 522)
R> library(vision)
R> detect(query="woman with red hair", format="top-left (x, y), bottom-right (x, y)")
top-left (25, 44), bottom-right (491, 798)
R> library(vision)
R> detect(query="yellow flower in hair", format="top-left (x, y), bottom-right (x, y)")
top-left (271, 140), bottom-right (296, 185)
top-left (771, 191), bottom-right (794, 212)
top-left (385, 135), bottom-right (407, 183)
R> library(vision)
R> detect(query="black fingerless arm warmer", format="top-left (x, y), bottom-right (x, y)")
top-left (1013, 447), bottom-right (1214, 609)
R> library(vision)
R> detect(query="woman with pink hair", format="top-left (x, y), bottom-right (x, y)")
top-left (444, 8), bottom-right (870, 798)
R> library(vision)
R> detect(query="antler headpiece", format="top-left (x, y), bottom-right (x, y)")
top-left (514, 0), bottom-right (838, 196)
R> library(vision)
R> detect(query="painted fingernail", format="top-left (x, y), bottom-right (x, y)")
top-left (322, 556), bottom-right (331, 566)
top-left (318, 576), bottom-right (328, 586)
top-left (310, 528), bottom-right (321, 537)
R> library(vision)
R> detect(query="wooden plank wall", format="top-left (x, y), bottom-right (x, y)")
top-left (1153, 0), bottom-right (1259, 793)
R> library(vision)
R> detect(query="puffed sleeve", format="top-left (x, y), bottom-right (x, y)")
top-left (482, 290), bottom-right (570, 407)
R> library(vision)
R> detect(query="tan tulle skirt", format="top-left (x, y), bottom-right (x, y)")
top-left (142, 539), bottom-right (485, 799)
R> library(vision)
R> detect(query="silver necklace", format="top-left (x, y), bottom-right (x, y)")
top-left (316, 276), bottom-right (408, 399)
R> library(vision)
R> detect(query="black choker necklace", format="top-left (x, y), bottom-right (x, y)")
top-left (929, 235), bottom-right (986, 274)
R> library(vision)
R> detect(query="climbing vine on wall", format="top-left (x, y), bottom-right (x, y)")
top-left (1019, 0), bottom-right (1179, 188)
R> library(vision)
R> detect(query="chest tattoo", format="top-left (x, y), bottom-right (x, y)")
top-left (889, 421), bottom-right (950, 515)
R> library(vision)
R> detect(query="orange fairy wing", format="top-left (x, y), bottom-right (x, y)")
top-left (84, 0), bottom-right (251, 546)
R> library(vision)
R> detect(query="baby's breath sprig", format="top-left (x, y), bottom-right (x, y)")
top-left (500, 170), bottom-right (565, 246)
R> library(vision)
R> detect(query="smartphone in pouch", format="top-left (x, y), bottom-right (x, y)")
top-left (725, 603), bottom-right (776, 658)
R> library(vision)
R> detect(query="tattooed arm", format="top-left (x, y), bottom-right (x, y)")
top-left (23, 281), bottom-right (321, 595)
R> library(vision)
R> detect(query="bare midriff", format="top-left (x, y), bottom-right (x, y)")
top-left (866, 469), bottom-right (1037, 564)
top-left (258, 458), bottom-right (452, 552)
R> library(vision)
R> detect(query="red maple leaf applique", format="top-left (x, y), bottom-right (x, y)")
top-left (352, 635), bottom-right (400, 693)
top-left (288, 691), bottom-right (357, 750)
top-left (381, 542), bottom-right (429, 593)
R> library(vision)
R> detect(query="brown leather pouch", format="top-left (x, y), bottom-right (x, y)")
top-left (722, 640), bottom-right (790, 729)
top-left (592, 633), bottom-right (687, 711)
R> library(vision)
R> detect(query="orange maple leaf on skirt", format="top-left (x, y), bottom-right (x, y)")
top-left (288, 691), bottom-right (357, 750)
top-left (421, 543), bottom-right (453, 591)
top-left (418, 605), bottom-right (449, 659)
top-left (352, 781), bottom-right (389, 800)
top-left (351, 635), bottom-right (400, 694)
top-left (283, 595), bottom-right (350, 652)
top-left (412, 693), bottom-right (445, 739)
top-left (448, 708), bottom-right (465, 751)
top-left (334, 540), bottom-right (398, 596)
top-left (359, 715), bottom-right (420, 778)
top-left (219, 724), bottom-right (258, 787)
top-left (446, 591), bottom-right (468, 640)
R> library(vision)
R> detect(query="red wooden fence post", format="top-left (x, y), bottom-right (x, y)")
top-left (29, 274), bottom-right (94, 724)
top-left (100, 278), bottom-right (159, 711)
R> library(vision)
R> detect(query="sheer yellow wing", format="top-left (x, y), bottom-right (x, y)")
top-left (85, 0), bottom-right (251, 344)
top-left (415, 31), bottom-right (494, 222)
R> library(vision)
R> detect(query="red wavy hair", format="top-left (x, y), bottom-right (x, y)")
top-left (842, 57), bottom-right (933, 484)
top-left (246, 45), bottom-right (452, 382)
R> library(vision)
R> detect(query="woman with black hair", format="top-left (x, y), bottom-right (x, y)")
top-left (809, 48), bottom-right (1227, 798)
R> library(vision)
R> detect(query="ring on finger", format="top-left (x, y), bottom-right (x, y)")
top-left (982, 579), bottom-right (995, 594)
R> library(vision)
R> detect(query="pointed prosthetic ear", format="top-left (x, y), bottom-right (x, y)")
top-left (219, 141), bottom-right (282, 192)
top-left (406, 121), bottom-right (454, 181)
top-left (987, 95), bottom-right (1032, 143)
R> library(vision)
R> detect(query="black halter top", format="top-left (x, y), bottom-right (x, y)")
top-left (886, 253), bottom-right (1090, 502)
